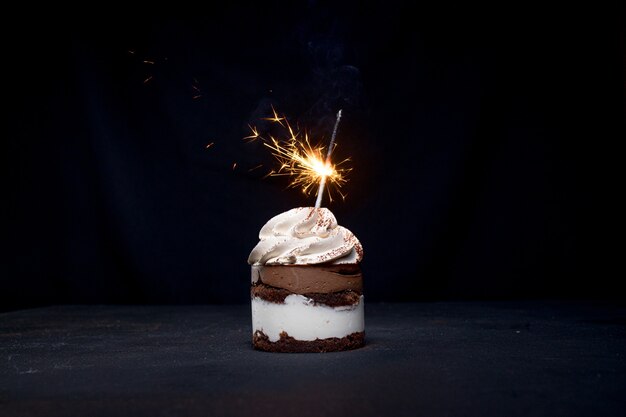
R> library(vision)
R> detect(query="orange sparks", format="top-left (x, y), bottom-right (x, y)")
top-left (248, 164), bottom-right (263, 172)
top-left (243, 109), bottom-right (352, 203)
top-left (262, 132), bottom-right (350, 202)
top-left (262, 105), bottom-right (285, 126)
top-left (243, 125), bottom-right (260, 142)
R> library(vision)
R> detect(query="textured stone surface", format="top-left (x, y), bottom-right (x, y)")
top-left (1, 302), bottom-right (625, 417)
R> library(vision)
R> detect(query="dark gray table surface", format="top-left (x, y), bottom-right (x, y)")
top-left (1, 302), bottom-right (625, 417)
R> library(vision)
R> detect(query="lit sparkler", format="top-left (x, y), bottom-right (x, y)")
top-left (245, 109), bottom-right (350, 206)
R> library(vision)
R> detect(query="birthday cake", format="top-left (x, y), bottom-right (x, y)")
top-left (248, 207), bottom-right (364, 352)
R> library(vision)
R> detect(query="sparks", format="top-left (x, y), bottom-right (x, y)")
top-left (244, 109), bottom-right (351, 203)
top-left (262, 128), bottom-right (350, 202)
top-left (261, 105), bottom-right (286, 126)
top-left (143, 76), bottom-right (153, 84)
top-left (243, 125), bottom-right (260, 142)
top-left (205, 142), bottom-right (214, 149)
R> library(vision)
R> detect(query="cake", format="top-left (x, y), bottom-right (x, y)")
top-left (248, 207), bottom-right (364, 352)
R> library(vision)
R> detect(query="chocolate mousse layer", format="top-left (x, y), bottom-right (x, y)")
top-left (251, 264), bottom-right (362, 294)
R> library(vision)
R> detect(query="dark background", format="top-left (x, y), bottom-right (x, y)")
top-left (3, 3), bottom-right (624, 312)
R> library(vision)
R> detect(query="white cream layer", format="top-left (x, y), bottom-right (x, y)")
top-left (251, 294), bottom-right (364, 342)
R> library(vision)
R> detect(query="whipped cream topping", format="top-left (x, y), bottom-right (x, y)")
top-left (248, 207), bottom-right (363, 265)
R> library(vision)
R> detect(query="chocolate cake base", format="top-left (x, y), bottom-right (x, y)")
top-left (253, 330), bottom-right (365, 353)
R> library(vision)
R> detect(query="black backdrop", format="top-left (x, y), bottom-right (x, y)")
top-left (3, 3), bottom-right (624, 311)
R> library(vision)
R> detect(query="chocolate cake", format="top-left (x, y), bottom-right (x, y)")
top-left (248, 207), bottom-right (364, 353)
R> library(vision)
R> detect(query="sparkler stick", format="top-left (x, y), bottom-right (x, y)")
top-left (314, 110), bottom-right (343, 208)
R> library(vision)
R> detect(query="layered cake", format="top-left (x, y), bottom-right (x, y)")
top-left (248, 207), bottom-right (364, 352)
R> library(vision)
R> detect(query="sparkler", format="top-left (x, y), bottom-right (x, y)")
top-left (245, 108), bottom-right (350, 206)
top-left (315, 110), bottom-right (342, 208)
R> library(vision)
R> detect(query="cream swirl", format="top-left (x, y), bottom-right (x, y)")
top-left (248, 207), bottom-right (363, 265)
